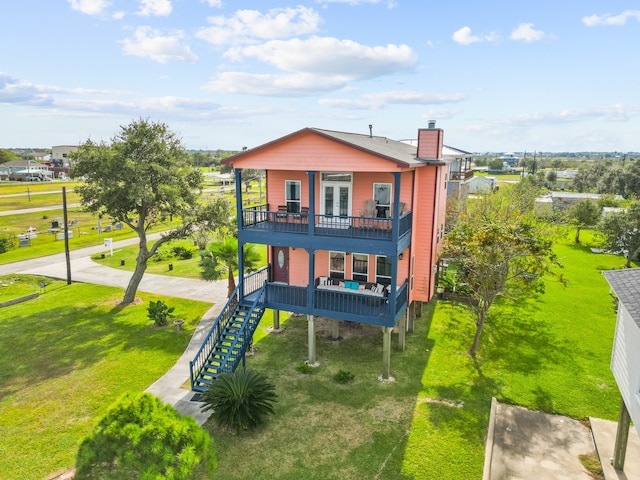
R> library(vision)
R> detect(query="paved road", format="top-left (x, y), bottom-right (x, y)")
top-left (0, 235), bottom-right (226, 424)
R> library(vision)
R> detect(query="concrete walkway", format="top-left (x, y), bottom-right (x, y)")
top-left (0, 236), bottom-right (227, 424)
top-left (485, 400), bottom-right (640, 480)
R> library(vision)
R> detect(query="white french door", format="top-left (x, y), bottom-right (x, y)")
top-left (321, 182), bottom-right (351, 224)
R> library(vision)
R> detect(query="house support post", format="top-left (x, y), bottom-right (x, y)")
top-left (273, 310), bottom-right (280, 330)
top-left (307, 314), bottom-right (317, 364)
top-left (613, 398), bottom-right (631, 470)
top-left (331, 319), bottom-right (340, 340)
top-left (382, 327), bottom-right (392, 380)
top-left (414, 301), bottom-right (422, 318)
top-left (398, 312), bottom-right (406, 351)
top-left (407, 302), bottom-right (415, 333)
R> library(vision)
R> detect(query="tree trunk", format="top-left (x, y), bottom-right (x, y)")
top-left (227, 267), bottom-right (236, 298)
top-left (574, 226), bottom-right (581, 243)
top-left (469, 307), bottom-right (488, 358)
top-left (122, 234), bottom-right (150, 304)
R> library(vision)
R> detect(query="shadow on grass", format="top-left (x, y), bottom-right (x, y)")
top-left (481, 300), bottom-right (564, 376)
top-left (207, 303), bottom-right (436, 480)
top-left (0, 286), bottom-right (199, 403)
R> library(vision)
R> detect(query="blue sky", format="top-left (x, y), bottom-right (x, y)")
top-left (1, 0), bottom-right (639, 153)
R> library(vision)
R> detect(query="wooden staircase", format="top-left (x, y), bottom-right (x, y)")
top-left (190, 282), bottom-right (266, 392)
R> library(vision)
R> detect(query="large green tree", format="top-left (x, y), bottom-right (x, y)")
top-left (442, 184), bottom-right (563, 357)
top-left (73, 118), bottom-right (231, 304)
top-left (597, 200), bottom-right (640, 268)
top-left (567, 199), bottom-right (601, 243)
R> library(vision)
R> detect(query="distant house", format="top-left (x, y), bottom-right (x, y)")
top-left (0, 160), bottom-right (52, 181)
top-left (603, 268), bottom-right (640, 470)
top-left (442, 145), bottom-right (474, 202)
top-left (540, 191), bottom-right (623, 211)
top-left (50, 145), bottom-right (78, 177)
top-left (467, 175), bottom-right (496, 194)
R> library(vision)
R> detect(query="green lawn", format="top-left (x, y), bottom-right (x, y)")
top-left (209, 230), bottom-right (626, 479)
top-left (92, 240), bottom-right (268, 279)
top-left (0, 274), bottom-right (67, 303)
top-left (0, 227), bottom-right (629, 479)
top-left (0, 208), bottom-right (180, 264)
top-left (0, 283), bottom-right (212, 480)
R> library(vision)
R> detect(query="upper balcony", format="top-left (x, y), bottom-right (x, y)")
top-left (450, 169), bottom-right (474, 181)
top-left (241, 204), bottom-right (413, 243)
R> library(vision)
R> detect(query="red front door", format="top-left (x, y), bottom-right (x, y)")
top-left (272, 246), bottom-right (289, 284)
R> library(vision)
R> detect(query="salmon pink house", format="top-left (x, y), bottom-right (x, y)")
top-left (189, 124), bottom-right (449, 390)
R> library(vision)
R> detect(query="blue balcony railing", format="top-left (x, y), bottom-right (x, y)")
top-left (241, 208), bottom-right (412, 240)
top-left (258, 280), bottom-right (409, 327)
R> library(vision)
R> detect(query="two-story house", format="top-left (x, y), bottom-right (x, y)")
top-left (189, 124), bottom-right (449, 390)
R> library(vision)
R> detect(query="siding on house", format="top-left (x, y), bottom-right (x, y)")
top-left (603, 268), bottom-right (640, 436)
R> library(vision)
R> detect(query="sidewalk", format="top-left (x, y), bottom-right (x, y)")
top-left (0, 236), bottom-right (226, 424)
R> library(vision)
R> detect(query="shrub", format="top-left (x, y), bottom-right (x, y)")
top-left (296, 362), bottom-right (313, 374)
top-left (75, 392), bottom-right (216, 480)
top-left (152, 247), bottom-right (173, 262)
top-left (202, 369), bottom-right (277, 432)
top-left (172, 245), bottom-right (194, 259)
top-left (147, 300), bottom-right (175, 326)
top-left (0, 236), bottom-right (16, 255)
top-left (333, 369), bottom-right (355, 384)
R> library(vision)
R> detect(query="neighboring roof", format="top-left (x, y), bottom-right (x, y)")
top-left (223, 127), bottom-right (446, 167)
top-left (442, 145), bottom-right (472, 156)
top-left (550, 191), bottom-right (624, 201)
top-left (603, 268), bottom-right (640, 328)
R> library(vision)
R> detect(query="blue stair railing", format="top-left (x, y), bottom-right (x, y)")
top-left (189, 276), bottom-right (267, 392)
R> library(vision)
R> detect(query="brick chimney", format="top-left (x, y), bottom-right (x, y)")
top-left (417, 120), bottom-right (443, 159)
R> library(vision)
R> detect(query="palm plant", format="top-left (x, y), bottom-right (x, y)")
top-left (201, 369), bottom-right (277, 431)
top-left (198, 237), bottom-right (261, 298)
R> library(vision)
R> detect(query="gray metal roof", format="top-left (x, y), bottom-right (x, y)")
top-left (603, 268), bottom-right (640, 328)
top-left (311, 128), bottom-right (442, 167)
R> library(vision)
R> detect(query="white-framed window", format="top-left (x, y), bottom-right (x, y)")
top-left (352, 253), bottom-right (369, 282)
top-left (285, 180), bottom-right (301, 213)
top-left (373, 183), bottom-right (391, 218)
top-left (321, 172), bottom-right (352, 183)
top-left (329, 251), bottom-right (345, 279)
top-left (375, 255), bottom-right (392, 284)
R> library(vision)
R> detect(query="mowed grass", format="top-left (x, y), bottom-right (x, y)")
top-left (0, 208), bottom-right (180, 264)
top-left (0, 274), bottom-right (67, 302)
top-left (0, 283), bottom-right (212, 480)
top-left (92, 240), bottom-right (268, 279)
top-left (209, 229), bottom-right (626, 479)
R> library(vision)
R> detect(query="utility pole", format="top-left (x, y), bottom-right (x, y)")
top-left (62, 187), bottom-right (72, 285)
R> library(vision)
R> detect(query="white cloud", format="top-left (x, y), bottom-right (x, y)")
top-left (204, 71), bottom-right (350, 96)
top-left (583, 10), bottom-right (640, 26)
top-left (319, 90), bottom-right (466, 110)
top-left (510, 23), bottom-right (551, 42)
top-left (315, 0), bottom-right (397, 7)
top-left (225, 37), bottom-right (416, 79)
top-left (452, 26), bottom-right (498, 45)
top-left (201, 0), bottom-right (222, 7)
top-left (466, 104), bottom-right (640, 134)
top-left (67, 0), bottom-right (111, 15)
top-left (121, 26), bottom-right (198, 63)
top-left (137, 0), bottom-right (172, 17)
top-left (196, 6), bottom-right (321, 46)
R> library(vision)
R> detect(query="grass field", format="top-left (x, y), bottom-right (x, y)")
top-left (0, 283), bottom-right (212, 480)
top-left (91, 239), bottom-right (269, 279)
top-left (208, 230), bottom-right (627, 479)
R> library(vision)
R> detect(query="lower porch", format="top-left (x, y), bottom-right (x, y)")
top-left (242, 267), bottom-right (413, 379)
